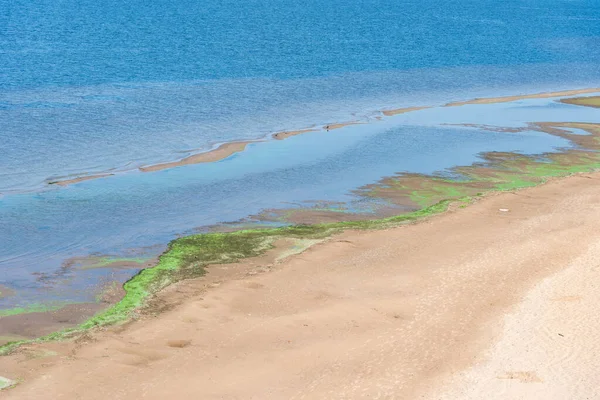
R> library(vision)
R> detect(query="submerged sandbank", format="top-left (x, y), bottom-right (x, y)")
top-left (3, 170), bottom-right (600, 398)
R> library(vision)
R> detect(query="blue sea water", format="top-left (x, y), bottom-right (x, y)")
top-left (1, 0), bottom-right (600, 311)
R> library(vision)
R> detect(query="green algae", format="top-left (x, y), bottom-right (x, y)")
top-left (0, 200), bottom-right (452, 355)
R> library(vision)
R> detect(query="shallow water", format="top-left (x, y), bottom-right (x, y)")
top-left (1, 0), bottom-right (600, 312)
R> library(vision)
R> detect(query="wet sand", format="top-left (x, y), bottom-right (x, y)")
top-left (0, 303), bottom-right (108, 347)
top-left (3, 172), bottom-right (600, 399)
top-left (139, 141), bottom-right (254, 172)
top-left (445, 87), bottom-right (600, 106)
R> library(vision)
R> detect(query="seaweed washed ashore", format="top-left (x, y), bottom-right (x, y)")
top-left (2, 107), bottom-right (600, 355)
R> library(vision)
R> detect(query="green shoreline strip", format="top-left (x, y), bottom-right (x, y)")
top-left (0, 200), bottom-right (452, 355)
top-left (2, 120), bottom-right (600, 356)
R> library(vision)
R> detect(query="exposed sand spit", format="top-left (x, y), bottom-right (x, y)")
top-left (3, 173), bottom-right (600, 399)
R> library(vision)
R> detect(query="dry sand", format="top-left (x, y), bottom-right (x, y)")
top-left (139, 141), bottom-right (253, 172)
top-left (3, 173), bottom-right (600, 399)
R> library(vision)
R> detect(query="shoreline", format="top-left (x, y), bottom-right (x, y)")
top-left (3, 119), bottom-right (600, 352)
top-left (40, 86), bottom-right (600, 188)
top-left (3, 170), bottom-right (600, 397)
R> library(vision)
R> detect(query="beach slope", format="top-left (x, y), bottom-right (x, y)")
top-left (2, 173), bottom-right (600, 399)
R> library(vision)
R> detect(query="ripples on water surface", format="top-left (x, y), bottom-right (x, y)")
top-left (1, 0), bottom-right (600, 311)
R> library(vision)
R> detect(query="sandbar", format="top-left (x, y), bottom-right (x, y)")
top-left (445, 87), bottom-right (600, 106)
top-left (139, 141), bottom-right (253, 172)
top-left (325, 121), bottom-right (364, 130)
top-left (3, 173), bottom-right (600, 398)
top-left (382, 106), bottom-right (430, 116)
top-left (273, 129), bottom-right (317, 140)
top-left (48, 173), bottom-right (114, 187)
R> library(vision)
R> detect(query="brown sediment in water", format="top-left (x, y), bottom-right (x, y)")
top-left (382, 106), bottom-right (430, 116)
top-left (139, 141), bottom-right (254, 172)
top-left (0, 303), bottom-right (107, 347)
top-left (445, 87), bottom-right (600, 107)
top-left (48, 173), bottom-right (114, 187)
top-left (560, 95), bottom-right (600, 108)
top-left (0, 286), bottom-right (15, 299)
top-left (273, 128), bottom-right (318, 140)
top-left (63, 255), bottom-right (157, 271)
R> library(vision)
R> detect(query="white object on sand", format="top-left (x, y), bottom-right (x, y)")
top-left (0, 376), bottom-right (15, 390)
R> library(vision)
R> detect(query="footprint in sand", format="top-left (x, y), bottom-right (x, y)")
top-left (167, 339), bottom-right (192, 348)
top-left (114, 346), bottom-right (167, 367)
top-left (245, 282), bottom-right (265, 289)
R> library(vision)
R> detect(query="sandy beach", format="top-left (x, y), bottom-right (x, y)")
top-left (2, 172), bottom-right (600, 398)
